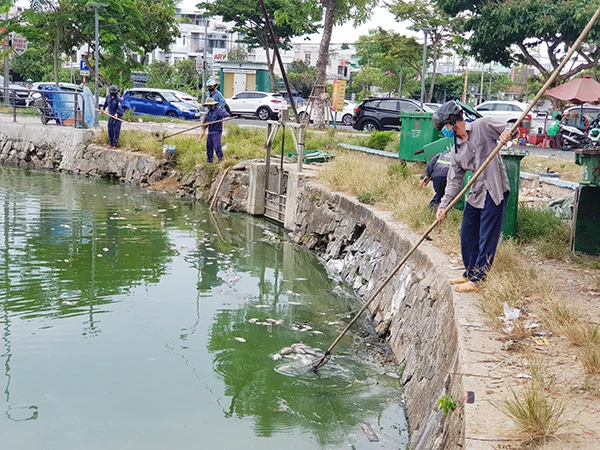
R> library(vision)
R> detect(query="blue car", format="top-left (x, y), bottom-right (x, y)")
top-left (122, 88), bottom-right (202, 120)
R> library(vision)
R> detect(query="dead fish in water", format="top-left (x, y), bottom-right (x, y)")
top-left (270, 342), bottom-right (323, 363)
top-left (288, 301), bottom-right (303, 306)
top-left (254, 304), bottom-right (269, 308)
top-left (248, 318), bottom-right (260, 324)
top-left (234, 337), bottom-right (246, 343)
top-left (265, 318), bottom-right (283, 326)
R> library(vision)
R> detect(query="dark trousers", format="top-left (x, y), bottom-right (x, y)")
top-left (430, 175), bottom-right (447, 208)
top-left (460, 191), bottom-right (508, 282)
top-left (206, 132), bottom-right (223, 162)
top-left (108, 117), bottom-right (122, 147)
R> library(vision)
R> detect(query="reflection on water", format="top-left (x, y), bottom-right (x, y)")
top-left (0, 167), bottom-right (408, 449)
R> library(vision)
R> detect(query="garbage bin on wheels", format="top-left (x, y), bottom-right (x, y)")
top-left (501, 149), bottom-right (528, 238)
top-left (398, 112), bottom-right (443, 162)
top-left (453, 149), bottom-right (527, 240)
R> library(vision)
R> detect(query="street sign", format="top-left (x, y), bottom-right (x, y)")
top-left (9, 33), bottom-right (27, 56)
top-left (195, 58), bottom-right (203, 75)
top-left (80, 60), bottom-right (90, 77)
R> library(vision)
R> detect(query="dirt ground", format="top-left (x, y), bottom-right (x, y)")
top-left (457, 206), bottom-right (600, 448)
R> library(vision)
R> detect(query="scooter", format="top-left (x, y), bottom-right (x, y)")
top-left (556, 122), bottom-right (591, 151)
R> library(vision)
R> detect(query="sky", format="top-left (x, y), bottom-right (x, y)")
top-left (177, 1), bottom-right (412, 44)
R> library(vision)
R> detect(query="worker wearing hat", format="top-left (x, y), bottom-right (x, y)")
top-left (433, 100), bottom-right (514, 293)
top-left (206, 79), bottom-right (227, 110)
top-left (201, 97), bottom-right (230, 163)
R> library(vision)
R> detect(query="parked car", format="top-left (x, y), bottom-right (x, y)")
top-left (296, 100), bottom-right (357, 126)
top-left (278, 90), bottom-right (306, 106)
top-left (352, 97), bottom-right (433, 131)
top-left (425, 102), bottom-right (442, 111)
top-left (226, 91), bottom-right (284, 120)
top-left (0, 76), bottom-right (29, 105)
top-left (169, 89), bottom-right (201, 109)
top-left (122, 88), bottom-right (202, 120)
top-left (474, 100), bottom-right (530, 124)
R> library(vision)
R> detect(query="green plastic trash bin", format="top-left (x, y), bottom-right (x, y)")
top-left (501, 149), bottom-right (528, 238)
top-left (398, 112), bottom-right (443, 162)
top-left (453, 149), bottom-right (527, 240)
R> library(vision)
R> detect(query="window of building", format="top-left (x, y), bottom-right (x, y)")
top-left (304, 53), bottom-right (311, 64)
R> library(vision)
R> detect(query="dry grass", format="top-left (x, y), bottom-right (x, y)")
top-left (478, 240), bottom-right (555, 322)
top-left (520, 155), bottom-right (581, 183)
top-left (541, 301), bottom-right (583, 344)
top-left (579, 325), bottom-right (600, 375)
top-left (316, 150), bottom-right (463, 252)
top-left (500, 357), bottom-right (568, 443)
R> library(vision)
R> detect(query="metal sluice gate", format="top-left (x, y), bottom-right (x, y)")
top-left (263, 117), bottom-right (306, 223)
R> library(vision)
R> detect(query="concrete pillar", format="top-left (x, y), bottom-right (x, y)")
top-left (284, 168), bottom-right (305, 231)
top-left (247, 162), bottom-right (266, 215)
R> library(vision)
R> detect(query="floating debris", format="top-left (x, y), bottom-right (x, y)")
top-left (248, 318), bottom-right (260, 324)
top-left (102, 247), bottom-right (109, 252)
top-left (254, 304), bottom-right (269, 308)
top-left (234, 337), bottom-right (246, 343)
top-left (288, 301), bottom-right (303, 306)
top-left (62, 301), bottom-right (76, 306)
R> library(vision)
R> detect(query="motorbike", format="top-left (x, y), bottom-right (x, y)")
top-left (556, 122), bottom-right (591, 151)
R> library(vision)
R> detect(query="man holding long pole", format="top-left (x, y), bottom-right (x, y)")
top-left (433, 101), bottom-right (513, 293)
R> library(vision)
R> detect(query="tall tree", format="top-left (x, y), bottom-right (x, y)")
top-left (436, 0), bottom-right (600, 106)
top-left (354, 27), bottom-right (422, 96)
top-left (286, 60), bottom-right (316, 98)
top-left (387, 0), bottom-right (457, 102)
top-left (310, 0), bottom-right (376, 127)
top-left (198, 0), bottom-right (320, 90)
top-left (132, 0), bottom-right (180, 65)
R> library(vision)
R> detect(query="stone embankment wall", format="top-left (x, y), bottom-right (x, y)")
top-left (0, 123), bottom-right (169, 186)
top-left (1, 123), bottom-right (464, 448)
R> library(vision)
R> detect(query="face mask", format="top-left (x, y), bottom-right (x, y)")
top-left (441, 126), bottom-right (455, 138)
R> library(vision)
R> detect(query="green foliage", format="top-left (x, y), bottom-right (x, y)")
top-left (516, 205), bottom-right (571, 259)
top-left (357, 192), bottom-right (376, 204)
top-left (428, 71), bottom-right (514, 103)
top-left (287, 60), bottom-right (316, 98)
top-left (436, 395), bottom-right (456, 415)
top-left (436, 0), bottom-right (600, 90)
top-left (226, 46), bottom-right (248, 62)
top-left (365, 131), bottom-right (396, 150)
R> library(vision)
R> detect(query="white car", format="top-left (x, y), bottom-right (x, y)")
top-left (296, 100), bottom-right (357, 126)
top-left (170, 90), bottom-right (201, 109)
top-left (226, 91), bottom-right (284, 120)
top-left (475, 100), bottom-right (530, 124)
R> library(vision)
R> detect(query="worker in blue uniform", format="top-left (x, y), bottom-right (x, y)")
top-left (201, 97), bottom-right (230, 163)
top-left (102, 85), bottom-right (124, 149)
top-left (421, 150), bottom-right (452, 209)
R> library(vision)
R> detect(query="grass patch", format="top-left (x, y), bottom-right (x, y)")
top-left (478, 240), bottom-right (554, 322)
top-left (517, 205), bottom-right (571, 259)
top-left (579, 325), bottom-right (600, 375)
top-left (365, 131), bottom-right (397, 150)
top-left (499, 357), bottom-right (568, 444)
top-left (520, 155), bottom-right (581, 182)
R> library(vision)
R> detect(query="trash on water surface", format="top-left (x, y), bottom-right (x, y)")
top-left (234, 337), bottom-right (246, 343)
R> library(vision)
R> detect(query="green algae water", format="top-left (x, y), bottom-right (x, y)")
top-left (0, 167), bottom-right (408, 449)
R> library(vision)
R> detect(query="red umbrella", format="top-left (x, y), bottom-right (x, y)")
top-left (546, 74), bottom-right (600, 104)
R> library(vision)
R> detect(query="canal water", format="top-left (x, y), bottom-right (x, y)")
top-left (0, 167), bottom-right (408, 449)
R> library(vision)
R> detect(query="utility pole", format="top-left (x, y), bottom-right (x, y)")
top-left (3, 11), bottom-right (9, 106)
top-left (398, 67), bottom-right (403, 97)
top-left (479, 63), bottom-right (484, 104)
top-left (88, 2), bottom-right (106, 127)
top-left (420, 29), bottom-right (429, 110)
top-left (202, 16), bottom-right (208, 103)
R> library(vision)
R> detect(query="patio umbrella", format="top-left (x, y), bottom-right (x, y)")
top-left (546, 74), bottom-right (600, 103)
top-left (547, 74), bottom-right (600, 127)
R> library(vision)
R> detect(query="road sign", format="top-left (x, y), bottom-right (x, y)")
top-left (195, 58), bottom-right (203, 75)
top-left (80, 70), bottom-right (90, 77)
top-left (80, 60), bottom-right (89, 71)
top-left (9, 33), bottom-right (27, 56)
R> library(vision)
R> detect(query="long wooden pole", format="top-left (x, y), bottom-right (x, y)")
top-left (312, 5), bottom-right (600, 372)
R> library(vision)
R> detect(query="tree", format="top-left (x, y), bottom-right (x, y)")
top-left (387, 0), bottom-right (458, 102)
top-left (132, 0), bottom-right (180, 65)
top-left (354, 27), bottom-right (422, 96)
top-left (226, 46), bottom-right (248, 62)
top-left (286, 60), bottom-right (316, 98)
top-left (198, 0), bottom-right (320, 90)
top-left (307, 0), bottom-right (377, 127)
top-left (436, 0), bottom-right (600, 106)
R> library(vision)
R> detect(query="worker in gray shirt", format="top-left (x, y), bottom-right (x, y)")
top-left (432, 100), bottom-right (513, 293)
